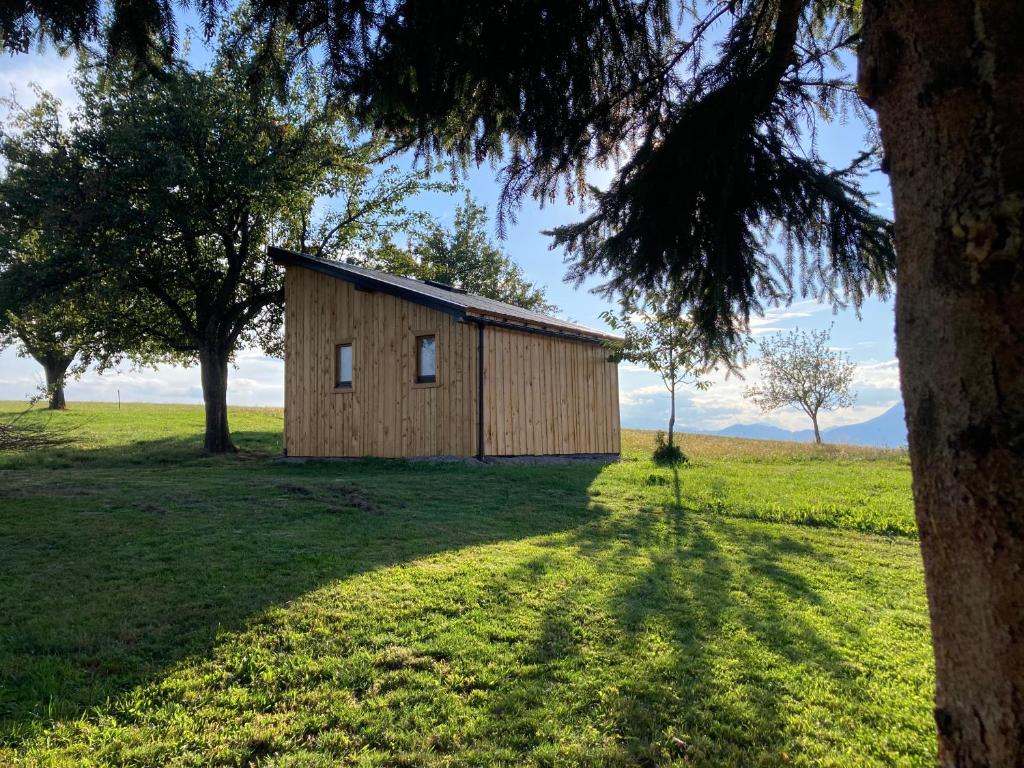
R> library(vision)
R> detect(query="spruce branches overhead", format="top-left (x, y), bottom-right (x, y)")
top-left (4, 0), bottom-right (895, 355)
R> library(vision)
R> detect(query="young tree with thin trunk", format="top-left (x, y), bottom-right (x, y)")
top-left (745, 327), bottom-right (856, 444)
top-left (602, 291), bottom-right (718, 452)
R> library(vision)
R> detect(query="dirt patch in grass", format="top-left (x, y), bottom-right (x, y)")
top-left (269, 479), bottom-right (379, 514)
top-left (333, 481), bottom-right (377, 512)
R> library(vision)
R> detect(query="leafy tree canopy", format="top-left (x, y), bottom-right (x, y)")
top-left (744, 325), bottom-right (856, 443)
top-left (0, 92), bottom-right (123, 408)
top-left (2, 12), bottom-right (445, 449)
top-left (0, 253), bottom-right (98, 409)
top-left (367, 194), bottom-right (555, 313)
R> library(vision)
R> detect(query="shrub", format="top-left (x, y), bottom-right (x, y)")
top-left (652, 431), bottom-right (687, 466)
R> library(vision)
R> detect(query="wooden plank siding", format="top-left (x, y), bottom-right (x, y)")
top-left (481, 326), bottom-right (620, 456)
top-left (284, 266), bottom-right (477, 457)
top-left (283, 265), bottom-right (620, 458)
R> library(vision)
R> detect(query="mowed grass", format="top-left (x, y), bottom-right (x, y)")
top-left (618, 430), bottom-right (915, 538)
top-left (0, 402), bottom-right (933, 767)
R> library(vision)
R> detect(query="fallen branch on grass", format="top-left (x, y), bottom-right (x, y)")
top-left (0, 410), bottom-right (75, 451)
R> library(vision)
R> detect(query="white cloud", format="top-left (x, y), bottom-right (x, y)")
top-left (619, 383), bottom-right (665, 408)
top-left (617, 362), bottom-right (652, 374)
top-left (854, 358), bottom-right (902, 390)
top-left (748, 300), bottom-right (828, 336)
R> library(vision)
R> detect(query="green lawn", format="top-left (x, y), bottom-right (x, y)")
top-left (0, 402), bottom-right (933, 767)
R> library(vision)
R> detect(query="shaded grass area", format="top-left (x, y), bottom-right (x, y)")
top-left (0, 403), bottom-right (932, 766)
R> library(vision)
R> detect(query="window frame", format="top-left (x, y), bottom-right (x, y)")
top-left (413, 332), bottom-right (439, 388)
top-left (334, 340), bottom-right (354, 392)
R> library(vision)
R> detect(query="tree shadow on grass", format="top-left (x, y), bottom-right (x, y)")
top-left (469, 470), bottom-right (892, 765)
top-left (0, 431), bottom-right (608, 746)
top-left (0, 428), bottom-right (283, 471)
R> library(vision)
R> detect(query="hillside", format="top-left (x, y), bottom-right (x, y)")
top-left (1, 402), bottom-right (931, 767)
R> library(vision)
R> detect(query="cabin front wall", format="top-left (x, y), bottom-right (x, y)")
top-left (284, 266), bottom-right (620, 458)
top-left (482, 326), bottom-right (620, 456)
top-left (284, 266), bottom-right (478, 457)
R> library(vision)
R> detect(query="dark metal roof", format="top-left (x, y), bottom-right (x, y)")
top-left (269, 246), bottom-right (621, 343)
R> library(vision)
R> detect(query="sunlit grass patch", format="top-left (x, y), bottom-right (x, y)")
top-left (0, 402), bottom-right (931, 766)
top-left (616, 429), bottom-right (915, 537)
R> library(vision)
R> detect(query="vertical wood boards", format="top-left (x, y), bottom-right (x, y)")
top-left (284, 267), bottom-right (476, 457)
top-left (283, 266), bottom-right (621, 457)
top-left (481, 325), bottom-right (620, 456)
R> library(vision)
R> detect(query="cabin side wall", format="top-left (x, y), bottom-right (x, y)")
top-left (284, 266), bottom-right (478, 457)
top-left (482, 326), bottom-right (620, 456)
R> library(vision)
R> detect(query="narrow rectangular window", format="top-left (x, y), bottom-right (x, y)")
top-left (416, 335), bottom-right (436, 383)
top-left (336, 343), bottom-right (353, 389)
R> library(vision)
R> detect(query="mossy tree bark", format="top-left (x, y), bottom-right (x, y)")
top-left (860, 1), bottom-right (1024, 764)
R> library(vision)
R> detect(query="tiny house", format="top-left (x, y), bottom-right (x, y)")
top-left (270, 246), bottom-right (621, 459)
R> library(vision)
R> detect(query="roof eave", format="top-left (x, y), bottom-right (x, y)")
top-left (269, 246), bottom-right (467, 319)
top-left (269, 245), bottom-right (623, 344)
top-left (463, 309), bottom-right (622, 344)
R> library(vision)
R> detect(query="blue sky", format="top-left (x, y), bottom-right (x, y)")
top-left (0, 23), bottom-right (902, 432)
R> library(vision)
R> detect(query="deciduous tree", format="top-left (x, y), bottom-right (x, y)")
top-left (0, 93), bottom-right (108, 410)
top-left (744, 327), bottom-right (856, 444)
top-left (0, 296), bottom-right (88, 410)
top-left (9, 21), bottom-right (439, 451)
top-left (368, 194), bottom-right (555, 313)
top-left (603, 290), bottom-right (722, 451)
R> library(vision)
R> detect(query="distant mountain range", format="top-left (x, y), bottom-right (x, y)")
top-left (708, 403), bottom-right (907, 448)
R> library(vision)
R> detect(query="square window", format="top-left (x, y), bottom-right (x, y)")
top-left (336, 343), bottom-right (353, 389)
top-left (416, 335), bottom-right (436, 383)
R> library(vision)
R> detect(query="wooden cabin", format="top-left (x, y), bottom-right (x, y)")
top-left (269, 246), bottom-right (621, 459)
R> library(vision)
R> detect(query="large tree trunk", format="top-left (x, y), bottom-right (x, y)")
top-left (859, 1), bottom-right (1024, 765)
top-left (198, 346), bottom-right (236, 453)
top-left (38, 353), bottom-right (72, 411)
top-left (810, 412), bottom-right (821, 445)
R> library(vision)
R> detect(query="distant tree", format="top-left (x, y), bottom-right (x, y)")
top-left (0, 94), bottom-right (107, 410)
top-left (368, 195), bottom-right (555, 313)
top-left (5, 21), bottom-right (439, 452)
top-left (603, 290), bottom-right (724, 454)
top-left (745, 327), bottom-right (856, 444)
top-left (1, 296), bottom-right (88, 410)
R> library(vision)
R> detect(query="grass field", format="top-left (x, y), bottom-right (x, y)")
top-left (0, 402), bottom-right (933, 766)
